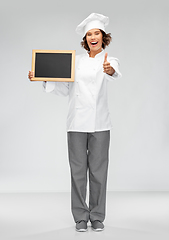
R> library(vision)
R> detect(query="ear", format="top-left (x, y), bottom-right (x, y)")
top-left (101, 30), bottom-right (104, 48)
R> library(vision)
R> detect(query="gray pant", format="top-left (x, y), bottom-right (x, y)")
top-left (67, 130), bottom-right (110, 223)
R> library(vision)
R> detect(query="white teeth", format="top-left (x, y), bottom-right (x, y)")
top-left (91, 42), bottom-right (98, 45)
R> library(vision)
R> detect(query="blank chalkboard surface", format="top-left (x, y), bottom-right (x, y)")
top-left (31, 50), bottom-right (75, 82)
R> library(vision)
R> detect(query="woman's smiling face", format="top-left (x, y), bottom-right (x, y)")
top-left (86, 29), bottom-right (103, 53)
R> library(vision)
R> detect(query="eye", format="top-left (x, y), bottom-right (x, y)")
top-left (87, 33), bottom-right (92, 36)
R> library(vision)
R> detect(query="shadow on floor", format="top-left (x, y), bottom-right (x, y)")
top-left (12, 226), bottom-right (167, 240)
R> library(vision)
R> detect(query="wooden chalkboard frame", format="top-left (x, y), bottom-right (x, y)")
top-left (31, 49), bottom-right (75, 82)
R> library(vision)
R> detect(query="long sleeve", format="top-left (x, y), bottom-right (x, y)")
top-left (43, 81), bottom-right (69, 96)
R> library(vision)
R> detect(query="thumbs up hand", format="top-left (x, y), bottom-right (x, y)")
top-left (103, 52), bottom-right (115, 76)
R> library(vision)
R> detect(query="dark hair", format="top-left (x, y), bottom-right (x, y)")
top-left (81, 29), bottom-right (112, 51)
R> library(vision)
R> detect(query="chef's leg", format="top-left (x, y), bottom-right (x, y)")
top-left (87, 130), bottom-right (110, 222)
top-left (67, 131), bottom-right (90, 223)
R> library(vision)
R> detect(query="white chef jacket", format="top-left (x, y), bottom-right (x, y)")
top-left (43, 50), bottom-right (122, 132)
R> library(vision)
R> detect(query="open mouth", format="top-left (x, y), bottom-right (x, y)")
top-left (91, 41), bottom-right (98, 46)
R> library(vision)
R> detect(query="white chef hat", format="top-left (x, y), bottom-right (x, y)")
top-left (76, 13), bottom-right (109, 37)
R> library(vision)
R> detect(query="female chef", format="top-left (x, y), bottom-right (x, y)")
top-left (28, 13), bottom-right (122, 232)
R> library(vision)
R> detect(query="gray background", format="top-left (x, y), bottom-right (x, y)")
top-left (0, 0), bottom-right (168, 192)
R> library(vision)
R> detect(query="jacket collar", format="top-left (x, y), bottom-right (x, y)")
top-left (85, 49), bottom-right (105, 59)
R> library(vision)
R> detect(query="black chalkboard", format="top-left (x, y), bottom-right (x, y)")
top-left (31, 50), bottom-right (75, 82)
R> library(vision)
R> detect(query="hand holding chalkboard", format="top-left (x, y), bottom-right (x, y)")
top-left (28, 71), bottom-right (34, 81)
top-left (30, 50), bottom-right (75, 82)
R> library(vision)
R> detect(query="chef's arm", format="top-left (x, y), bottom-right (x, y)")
top-left (105, 58), bottom-right (122, 81)
top-left (43, 81), bottom-right (69, 96)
